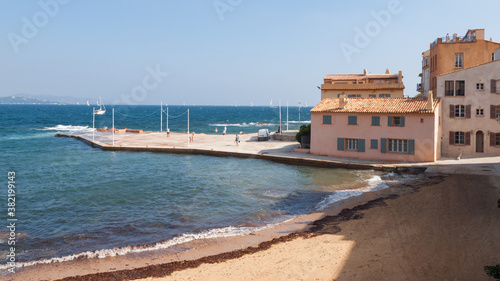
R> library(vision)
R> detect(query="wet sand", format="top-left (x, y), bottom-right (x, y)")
top-left (45, 174), bottom-right (499, 281)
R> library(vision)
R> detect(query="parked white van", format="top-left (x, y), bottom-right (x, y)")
top-left (257, 129), bottom-right (270, 141)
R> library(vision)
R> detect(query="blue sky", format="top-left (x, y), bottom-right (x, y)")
top-left (1, 0), bottom-right (499, 106)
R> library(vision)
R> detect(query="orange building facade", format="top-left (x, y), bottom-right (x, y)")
top-left (321, 69), bottom-right (405, 100)
top-left (421, 29), bottom-right (500, 95)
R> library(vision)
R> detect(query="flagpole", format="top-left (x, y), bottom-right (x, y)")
top-left (279, 100), bottom-right (282, 134)
top-left (112, 108), bottom-right (115, 146)
top-left (286, 101), bottom-right (289, 132)
top-left (92, 107), bottom-right (95, 142)
top-left (160, 101), bottom-right (163, 133)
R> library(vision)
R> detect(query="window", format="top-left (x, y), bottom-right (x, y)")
top-left (445, 81), bottom-right (455, 96)
top-left (455, 53), bottom-right (463, 68)
top-left (334, 82), bottom-right (348, 84)
top-left (476, 109), bottom-right (484, 116)
top-left (388, 116), bottom-right (405, 127)
top-left (369, 94), bottom-right (376, 98)
top-left (455, 81), bottom-right (465, 96)
top-left (476, 83), bottom-right (484, 90)
top-left (379, 94), bottom-right (391, 98)
top-left (346, 139), bottom-right (358, 151)
top-left (348, 116), bottom-right (357, 125)
top-left (388, 139), bottom-right (408, 153)
top-left (450, 104), bottom-right (470, 118)
top-left (323, 115), bottom-right (332, 124)
top-left (454, 131), bottom-right (465, 145)
top-left (371, 116), bottom-right (380, 126)
top-left (348, 94), bottom-right (361, 98)
top-left (491, 105), bottom-right (500, 119)
top-left (493, 53), bottom-right (496, 62)
top-left (393, 117), bottom-right (402, 126)
top-left (455, 105), bottom-right (465, 118)
top-left (496, 133), bottom-right (500, 146)
top-left (370, 139), bottom-right (378, 149)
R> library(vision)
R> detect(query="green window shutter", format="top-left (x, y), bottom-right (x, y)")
top-left (370, 139), bottom-right (378, 149)
top-left (408, 139), bottom-right (415, 155)
top-left (381, 138), bottom-right (387, 153)
top-left (358, 139), bottom-right (365, 152)
top-left (337, 138), bottom-right (344, 151)
top-left (323, 115), bottom-right (332, 124)
top-left (348, 116), bottom-right (357, 125)
top-left (400, 116), bottom-right (405, 127)
top-left (371, 116), bottom-right (380, 126)
top-left (388, 116), bottom-right (393, 126)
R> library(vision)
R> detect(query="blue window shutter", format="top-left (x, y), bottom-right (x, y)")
top-left (372, 116), bottom-right (380, 126)
top-left (400, 116), bottom-right (405, 127)
top-left (408, 139), bottom-right (415, 155)
top-left (381, 138), bottom-right (387, 153)
top-left (388, 116), bottom-right (393, 126)
top-left (348, 116), bottom-right (357, 125)
top-left (358, 139), bottom-right (365, 152)
top-left (337, 138), bottom-right (344, 151)
top-left (371, 139), bottom-right (378, 149)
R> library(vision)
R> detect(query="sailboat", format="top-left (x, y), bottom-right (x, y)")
top-left (93, 97), bottom-right (106, 115)
top-left (270, 100), bottom-right (276, 108)
top-left (86, 100), bottom-right (90, 106)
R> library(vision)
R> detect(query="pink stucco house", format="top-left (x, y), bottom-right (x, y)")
top-left (310, 95), bottom-right (442, 162)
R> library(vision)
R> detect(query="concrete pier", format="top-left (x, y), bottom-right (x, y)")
top-left (55, 131), bottom-right (500, 175)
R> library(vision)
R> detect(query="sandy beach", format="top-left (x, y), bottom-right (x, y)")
top-left (128, 174), bottom-right (499, 281)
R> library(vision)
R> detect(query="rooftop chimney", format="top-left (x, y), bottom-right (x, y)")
top-left (385, 69), bottom-right (390, 74)
top-left (426, 91), bottom-right (434, 111)
top-left (363, 69), bottom-right (367, 75)
top-left (398, 70), bottom-right (403, 84)
top-left (339, 95), bottom-right (347, 109)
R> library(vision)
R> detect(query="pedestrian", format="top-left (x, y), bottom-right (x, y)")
top-left (235, 134), bottom-right (240, 146)
top-left (167, 127), bottom-right (170, 137)
top-left (223, 126), bottom-right (227, 135)
top-left (191, 132), bottom-right (195, 142)
top-left (215, 127), bottom-right (218, 134)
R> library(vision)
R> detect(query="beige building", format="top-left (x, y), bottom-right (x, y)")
top-left (421, 29), bottom-right (500, 95)
top-left (320, 69), bottom-right (405, 100)
top-left (436, 58), bottom-right (500, 157)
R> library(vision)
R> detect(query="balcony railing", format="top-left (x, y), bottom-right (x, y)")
top-left (430, 34), bottom-right (476, 47)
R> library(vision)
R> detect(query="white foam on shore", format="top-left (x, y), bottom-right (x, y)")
top-left (40, 125), bottom-right (95, 132)
top-left (315, 175), bottom-right (389, 211)
top-left (0, 220), bottom-right (292, 270)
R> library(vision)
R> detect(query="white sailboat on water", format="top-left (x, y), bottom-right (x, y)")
top-left (270, 99), bottom-right (276, 108)
top-left (93, 97), bottom-right (106, 115)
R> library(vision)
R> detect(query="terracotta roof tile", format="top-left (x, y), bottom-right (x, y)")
top-left (311, 97), bottom-right (441, 114)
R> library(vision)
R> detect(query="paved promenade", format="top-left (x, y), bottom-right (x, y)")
top-left (56, 131), bottom-right (500, 176)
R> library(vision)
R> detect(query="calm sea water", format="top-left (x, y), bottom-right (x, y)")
top-left (0, 105), bottom-right (388, 268)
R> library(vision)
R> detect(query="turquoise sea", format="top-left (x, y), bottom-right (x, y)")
top-left (0, 105), bottom-right (390, 270)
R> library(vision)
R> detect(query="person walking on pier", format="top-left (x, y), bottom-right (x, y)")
top-left (167, 127), bottom-right (170, 137)
top-left (235, 134), bottom-right (240, 146)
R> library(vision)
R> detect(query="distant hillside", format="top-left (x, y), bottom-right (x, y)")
top-left (0, 96), bottom-right (62, 105)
